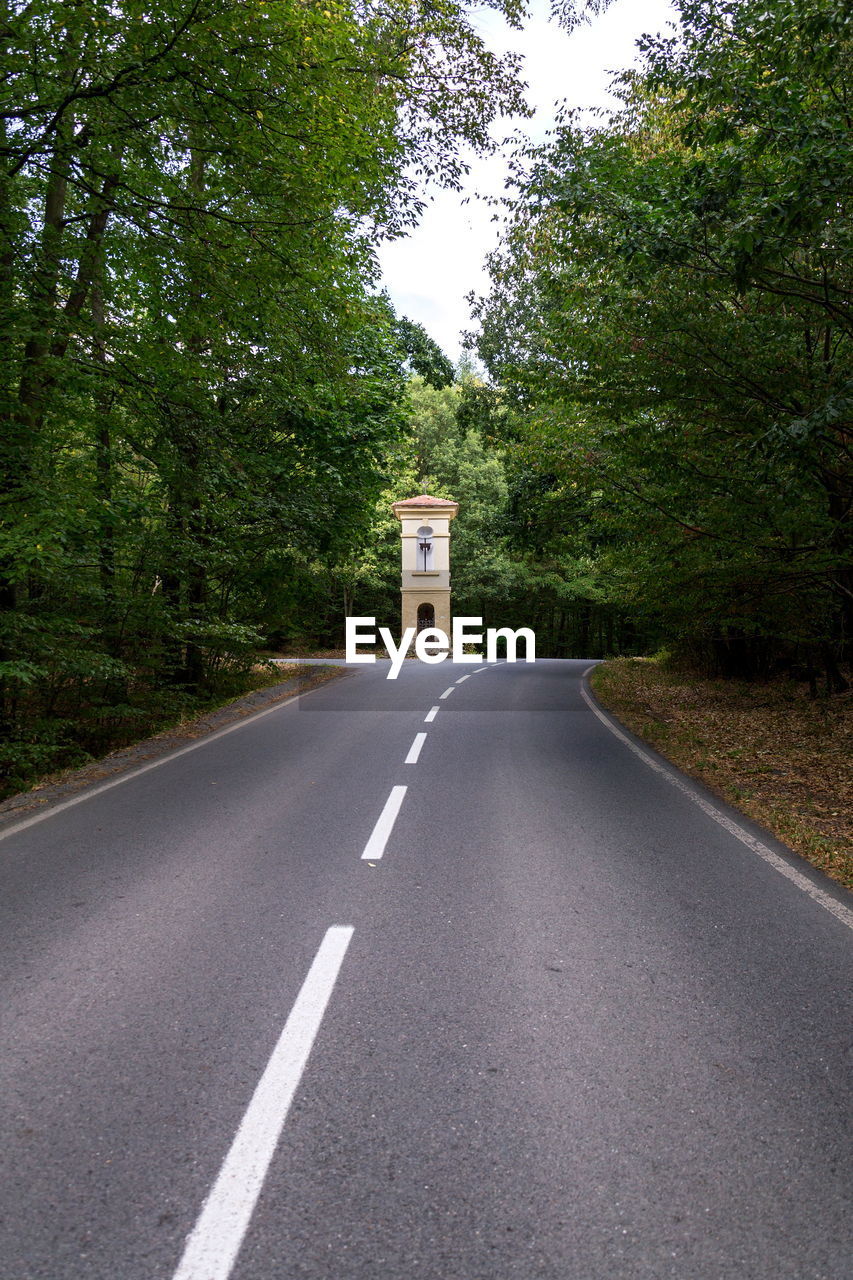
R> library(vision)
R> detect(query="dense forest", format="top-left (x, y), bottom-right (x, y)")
top-left (310, 367), bottom-right (649, 659)
top-left (1, 0), bottom-right (850, 793)
top-left (474, 0), bottom-right (852, 687)
top-left (0, 0), bottom-right (530, 790)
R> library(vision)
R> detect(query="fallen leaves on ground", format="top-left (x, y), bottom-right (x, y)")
top-left (591, 658), bottom-right (852, 890)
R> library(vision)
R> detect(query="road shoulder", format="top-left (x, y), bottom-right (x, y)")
top-left (590, 657), bottom-right (852, 891)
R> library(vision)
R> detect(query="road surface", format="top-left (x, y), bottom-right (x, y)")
top-left (1, 659), bottom-right (851, 1279)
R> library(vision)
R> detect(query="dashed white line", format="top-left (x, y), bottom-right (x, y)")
top-left (424, 706), bottom-right (440, 723)
top-left (171, 925), bottom-right (354, 1280)
top-left (439, 687), bottom-right (455, 699)
top-left (455, 674), bottom-right (471, 684)
top-left (473, 666), bottom-right (488, 673)
top-left (580, 682), bottom-right (853, 933)
top-left (405, 733), bottom-right (427, 764)
top-left (360, 785), bottom-right (407, 860)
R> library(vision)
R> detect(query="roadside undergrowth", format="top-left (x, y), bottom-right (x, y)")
top-left (591, 657), bottom-right (852, 891)
top-left (0, 662), bottom-right (340, 805)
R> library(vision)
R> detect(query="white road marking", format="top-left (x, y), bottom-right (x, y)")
top-left (455, 674), bottom-right (471, 684)
top-left (0, 681), bottom-right (328, 845)
top-left (361, 785), bottom-right (407, 860)
top-left (424, 706), bottom-right (440, 723)
top-left (473, 666), bottom-right (488, 673)
top-left (580, 682), bottom-right (853, 933)
top-left (439, 687), bottom-right (455, 699)
top-left (171, 926), bottom-right (354, 1280)
top-left (405, 733), bottom-right (427, 764)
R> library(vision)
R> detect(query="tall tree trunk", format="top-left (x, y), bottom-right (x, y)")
top-left (0, 117), bottom-right (72, 732)
top-left (91, 249), bottom-right (116, 636)
top-left (16, 119), bottom-right (72, 437)
top-left (172, 136), bottom-right (210, 692)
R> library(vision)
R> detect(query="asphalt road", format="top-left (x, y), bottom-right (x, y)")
top-left (1, 659), bottom-right (851, 1280)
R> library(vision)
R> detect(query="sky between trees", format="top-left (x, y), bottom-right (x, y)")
top-left (379, 0), bottom-right (677, 360)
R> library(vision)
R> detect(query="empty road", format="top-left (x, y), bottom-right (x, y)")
top-left (1, 659), bottom-right (851, 1279)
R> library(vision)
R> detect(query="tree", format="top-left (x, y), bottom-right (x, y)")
top-left (395, 316), bottom-right (456, 389)
top-left (474, 0), bottom-right (852, 682)
top-left (0, 0), bottom-right (529, 782)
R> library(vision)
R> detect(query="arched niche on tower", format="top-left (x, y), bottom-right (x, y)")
top-left (416, 525), bottom-right (434, 571)
top-left (416, 602), bottom-right (436, 632)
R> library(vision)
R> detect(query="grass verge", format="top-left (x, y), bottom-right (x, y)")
top-left (590, 657), bottom-right (852, 891)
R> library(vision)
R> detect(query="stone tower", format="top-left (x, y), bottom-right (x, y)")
top-left (392, 494), bottom-right (458, 637)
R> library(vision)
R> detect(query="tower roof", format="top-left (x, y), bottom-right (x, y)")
top-left (393, 494), bottom-right (457, 508)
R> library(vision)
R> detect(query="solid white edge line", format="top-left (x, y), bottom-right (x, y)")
top-left (171, 925), bottom-right (354, 1280)
top-left (439, 687), bottom-right (455, 699)
top-left (0, 677), bottom-right (334, 845)
top-left (579, 681), bottom-right (853, 933)
top-left (405, 733), bottom-right (427, 765)
top-left (455, 674), bottom-right (471, 684)
top-left (361, 785), bottom-right (407, 860)
top-left (424, 706), bottom-right (440, 723)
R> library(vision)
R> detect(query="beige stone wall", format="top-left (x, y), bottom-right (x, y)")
top-left (401, 570), bottom-right (442, 591)
top-left (402, 589), bottom-right (452, 637)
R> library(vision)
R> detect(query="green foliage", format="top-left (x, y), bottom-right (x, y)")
top-left (0, 0), bottom-right (527, 788)
top-left (474, 0), bottom-right (852, 681)
top-left (328, 372), bottom-right (639, 658)
top-left (395, 317), bottom-right (456, 388)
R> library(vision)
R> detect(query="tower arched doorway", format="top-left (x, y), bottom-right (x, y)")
top-left (416, 602), bottom-right (435, 633)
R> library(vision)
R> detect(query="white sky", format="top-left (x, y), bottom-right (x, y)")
top-left (378, 0), bottom-right (677, 361)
